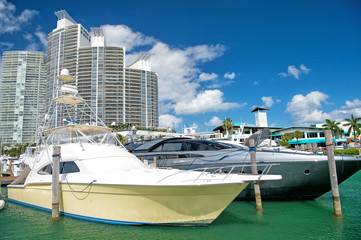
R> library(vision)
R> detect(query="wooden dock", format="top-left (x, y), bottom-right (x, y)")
top-left (0, 176), bottom-right (17, 186)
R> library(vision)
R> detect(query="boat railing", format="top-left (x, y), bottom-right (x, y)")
top-left (157, 163), bottom-right (279, 183)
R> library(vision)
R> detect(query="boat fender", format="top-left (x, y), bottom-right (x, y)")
top-left (0, 200), bottom-right (5, 211)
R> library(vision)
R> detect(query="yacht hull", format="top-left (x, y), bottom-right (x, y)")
top-left (8, 182), bottom-right (248, 225)
top-left (237, 159), bottom-right (361, 200)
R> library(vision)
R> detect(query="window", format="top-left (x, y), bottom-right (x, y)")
top-left (307, 132), bottom-right (318, 138)
top-left (38, 161), bottom-right (80, 175)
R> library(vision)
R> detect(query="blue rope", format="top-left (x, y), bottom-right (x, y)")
top-left (249, 147), bottom-right (256, 152)
top-left (0, 179), bottom-right (10, 184)
top-left (180, 150), bottom-right (249, 170)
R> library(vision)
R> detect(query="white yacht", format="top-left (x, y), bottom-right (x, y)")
top-left (7, 70), bottom-right (281, 225)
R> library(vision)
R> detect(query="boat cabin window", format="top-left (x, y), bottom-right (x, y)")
top-left (150, 140), bottom-right (234, 152)
top-left (152, 142), bottom-right (183, 152)
top-left (38, 161), bottom-right (80, 175)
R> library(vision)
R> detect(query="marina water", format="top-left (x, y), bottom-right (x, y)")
top-left (1, 171), bottom-right (361, 240)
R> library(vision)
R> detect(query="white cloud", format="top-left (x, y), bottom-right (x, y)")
top-left (174, 89), bottom-right (242, 115)
top-left (328, 99), bottom-right (361, 120)
top-left (261, 96), bottom-right (275, 107)
top-left (224, 72), bottom-right (236, 79)
top-left (279, 64), bottom-right (311, 79)
top-left (25, 42), bottom-right (38, 51)
top-left (199, 72), bottom-right (218, 82)
top-left (300, 64), bottom-right (311, 74)
top-left (102, 25), bottom-right (240, 116)
top-left (205, 116), bottom-right (223, 127)
top-left (22, 30), bottom-right (47, 51)
top-left (23, 32), bottom-right (33, 41)
top-left (35, 30), bottom-right (47, 48)
top-left (0, 41), bottom-right (13, 50)
top-left (341, 99), bottom-right (361, 110)
top-left (288, 65), bottom-right (301, 79)
top-left (0, 0), bottom-right (38, 34)
top-left (101, 24), bottom-right (157, 51)
top-left (286, 91), bottom-right (331, 125)
top-left (287, 91), bottom-right (361, 125)
top-left (159, 114), bottom-right (182, 129)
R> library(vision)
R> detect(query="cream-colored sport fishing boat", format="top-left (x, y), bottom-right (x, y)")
top-left (7, 69), bottom-right (281, 226)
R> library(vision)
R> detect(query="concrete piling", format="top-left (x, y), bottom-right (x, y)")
top-left (324, 130), bottom-right (342, 217)
top-left (52, 146), bottom-right (61, 221)
top-left (249, 139), bottom-right (263, 212)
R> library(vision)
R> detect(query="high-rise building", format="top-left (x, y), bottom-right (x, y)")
top-left (48, 10), bottom-right (158, 128)
top-left (0, 51), bottom-right (47, 144)
top-left (47, 10), bottom-right (91, 128)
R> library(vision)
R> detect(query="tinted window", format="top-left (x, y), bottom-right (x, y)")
top-left (185, 141), bottom-right (233, 151)
top-left (38, 161), bottom-right (80, 175)
top-left (152, 142), bottom-right (183, 152)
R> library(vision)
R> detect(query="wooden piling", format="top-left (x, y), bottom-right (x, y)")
top-left (324, 130), bottom-right (342, 216)
top-left (52, 146), bottom-right (61, 221)
top-left (249, 139), bottom-right (263, 211)
top-left (153, 156), bottom-right (157, 167)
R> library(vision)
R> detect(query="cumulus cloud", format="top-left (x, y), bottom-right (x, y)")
top-left (286, 91), bottom-right (331, 125)
top-left (0, 0), bottom-right (38, 34)
top-left (261, 96), bottom-right (274, 107)
top-left (174, 89), bottom-right (242, 115)
top-left (287, 91), bottom-right (361, 126)
top-left (328, 99), bottom-right (361, 120)
top-left (205, 116), bottom-right (223, 127)
top-left (279, 64), bottom-right (311, 79)
top-left (224, 72), bottom-right (236, 80)
top-left (101, 24), bottom-right (157, 51)
top-left (102, 24), bottom-right (241, 116)
top-left (159, 114), bottom-right (182, 129)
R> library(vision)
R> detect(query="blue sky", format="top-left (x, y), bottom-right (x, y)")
top-left (1, 0), bottom-right (361, 133)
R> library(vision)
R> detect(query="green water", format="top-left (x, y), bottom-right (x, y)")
top-left (1, 172), bottom-right (361, 240)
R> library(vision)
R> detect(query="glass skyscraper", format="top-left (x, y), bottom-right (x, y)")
top-left (0, 51), bottom-right (47, 144)
top-left (48, 10), bottom-right (158, 128)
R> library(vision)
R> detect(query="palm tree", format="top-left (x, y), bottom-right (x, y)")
top-left (344, 114), bottom-right (361, 143)
top-left (293, 131), bottom-right (303, 146)
top-left (322, 119), bottom-right (341, 144)
top-left (222, 118), bottom-right (233, 139)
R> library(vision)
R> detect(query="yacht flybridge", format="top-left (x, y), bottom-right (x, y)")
top-left (7, 69), bottom-right (282, 225)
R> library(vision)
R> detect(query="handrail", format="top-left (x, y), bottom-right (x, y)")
top-left (157, 163), bottom-right (279, 183)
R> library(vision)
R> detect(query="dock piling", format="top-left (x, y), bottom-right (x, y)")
top-left (52, 145), bottom-right (61, 221)
top-left (324, 130), bottom-right (342, 216)
top-left (249, 139), bottom-right (263, 212)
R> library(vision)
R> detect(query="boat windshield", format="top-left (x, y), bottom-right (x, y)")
top-left (45, 125), bottom-right (117, 146)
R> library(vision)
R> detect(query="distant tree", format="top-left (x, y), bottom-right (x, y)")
top-left (293, 131), bottom-right (304, 146)
top-left (280, 133), bottom-right (293, 148)
top-left (283, 133), bottom-right (293, 141)
top-left (309, 124), bottom-right (316, 127)
top-left (343, 114), bottom-right (361, 143)
top-left (222, 118), bottom-right (233, 139)
top-left (115, 134), bottom-right (126, 144)
top-left (322, 119), bottom-right (341, 144)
